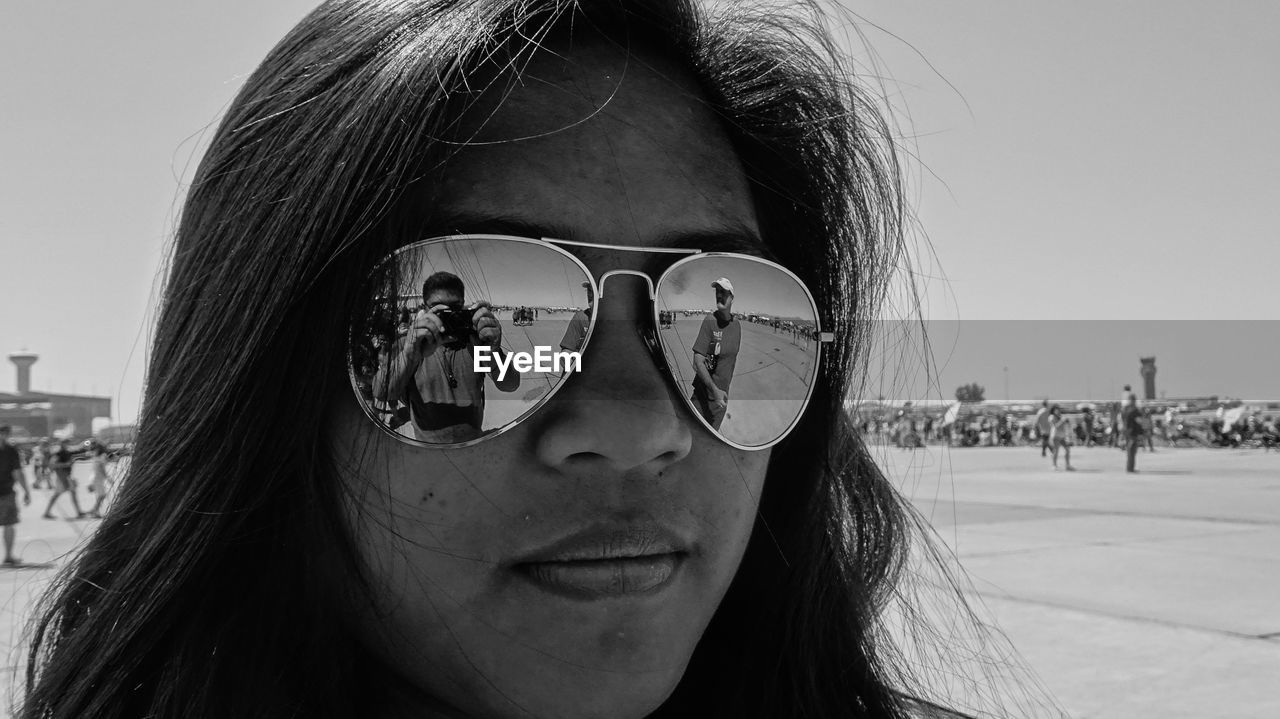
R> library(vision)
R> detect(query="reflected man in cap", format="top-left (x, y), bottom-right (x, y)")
top-left (691, 277), bottom-right (741, 430)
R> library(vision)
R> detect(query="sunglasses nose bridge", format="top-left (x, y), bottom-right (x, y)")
top-left (590, 270), bottom-right (658, 333)
top-left (576, 271), bottom-right (669, 386)
top-left (593, 269), bottom-right (656, 302)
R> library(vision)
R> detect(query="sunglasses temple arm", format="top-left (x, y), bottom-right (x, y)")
top-left (635, 322), bottom-right (673, 377)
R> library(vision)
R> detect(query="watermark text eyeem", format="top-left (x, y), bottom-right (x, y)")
top-left (474, 346), bottom-right (582, 381)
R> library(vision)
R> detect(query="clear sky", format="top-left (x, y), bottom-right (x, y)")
top-left (2, 1), bottom-right (1276, 424)
top-left (855, 0), bottom-right (1280, 322)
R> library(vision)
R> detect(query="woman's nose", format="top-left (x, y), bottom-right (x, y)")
top-left (531, 274), bottom-right (693, 475)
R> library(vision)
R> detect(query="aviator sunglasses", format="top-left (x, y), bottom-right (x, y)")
top-left (347, 235), bottom-right (834, 450)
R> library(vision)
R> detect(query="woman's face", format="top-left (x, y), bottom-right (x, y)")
top-left (329, 41), bottom-right (770, 719)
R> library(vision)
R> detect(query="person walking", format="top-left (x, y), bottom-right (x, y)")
top-left (1120, 389), bottom-right (1139, 450)
top-left (1048, 406), bottom-right (1075, 471)
top-left (1033, 400), bottom-right (1051, 457)
top-left (31, 439), bottom-right (49, 490)
top-left (87, 443), bottom-right (113, 519)
top-left (44, 440), bottom-right (87, 519)
top-left (0, 426), bottom-right (34, 565)
top-left (1122, 395), bottom-right (1143, 473)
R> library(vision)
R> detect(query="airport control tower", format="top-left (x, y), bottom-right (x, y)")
top-left (1, 351), bottom-right (111, 438)
top-left (1140, 357), bottom-right (1157, 400)
top-left (9, 351), bottom-right (37, 394)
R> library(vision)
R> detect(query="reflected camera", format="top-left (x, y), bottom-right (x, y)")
top-left (434, 307), bottom-right (473, 338)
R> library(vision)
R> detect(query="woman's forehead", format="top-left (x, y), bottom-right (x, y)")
top-left (406, 40), bottom-right (761, 252)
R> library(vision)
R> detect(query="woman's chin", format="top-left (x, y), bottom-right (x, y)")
top-left (486, 665), bottom-right (686, 719)
top-left (407, 648), bottom-right (687, 719)
top-left (368, 584), bottom-right (704, 719)
top-left (460, 611), bottom-right (697, 718)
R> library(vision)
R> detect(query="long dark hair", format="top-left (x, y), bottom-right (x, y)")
top-left (21, 2), bottom-right (1022, 717)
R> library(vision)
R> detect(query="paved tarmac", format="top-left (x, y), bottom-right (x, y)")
top-left (1, 447), bottom-right (1276, 717)
top-left (882, 443), bottom-right (1280, 719)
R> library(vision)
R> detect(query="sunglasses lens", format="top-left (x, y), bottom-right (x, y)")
top-left (656, 255), bottom-right (821, 448)
top-left (348, 238), bottom-right (592, 446)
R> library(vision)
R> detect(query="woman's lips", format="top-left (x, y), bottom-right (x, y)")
top-left (513, 525), bottom-right (689, 600)
top-left (520, 554), bottom-right (682, 599)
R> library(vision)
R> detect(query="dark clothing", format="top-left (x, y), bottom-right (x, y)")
top-left (691, 312), bottom-right (741, 393)
top-left (0, 494), bottom-right (17, 526)
top-left (1122, 405), bottom-right (1143, 437)
top-left (51, 447), bottom-right (77, 489)
top-left (1122, 404), bottom-right (1143, 471)
top-left (52, 447), bottom-right (74, 464)
top-left (559, 308), bottom-right (591, 352)
top-left (0, 445), bottom-right (21, 497)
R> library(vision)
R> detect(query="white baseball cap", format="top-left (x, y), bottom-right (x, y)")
top-left (711, 277), bottom-right (734, 294)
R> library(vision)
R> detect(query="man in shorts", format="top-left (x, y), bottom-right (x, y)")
top-left (0, 426), bottom-right (34, 566)
top-left (690, 277), bottom-right (741, 430)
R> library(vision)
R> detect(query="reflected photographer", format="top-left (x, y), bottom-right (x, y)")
top-left (690, 277), bottom-right (740, 429)
top-left (373, 271), bottom-right (520, 443)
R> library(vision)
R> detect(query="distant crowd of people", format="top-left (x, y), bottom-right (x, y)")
top-left (753, 316), bottom-right (819, 343)
top-left (860, 386), bottom-right (1280, 464)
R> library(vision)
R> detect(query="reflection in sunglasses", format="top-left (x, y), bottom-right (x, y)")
top-left (349, 236), bottom-right (827, 449)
